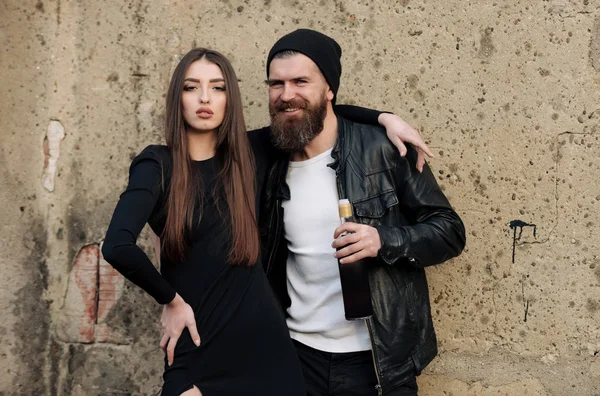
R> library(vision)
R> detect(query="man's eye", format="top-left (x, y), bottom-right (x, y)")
top-left (268, 81), bottom-right (283, 87)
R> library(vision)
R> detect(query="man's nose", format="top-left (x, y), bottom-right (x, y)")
top-left (280, 83), bottom-right (296, 102)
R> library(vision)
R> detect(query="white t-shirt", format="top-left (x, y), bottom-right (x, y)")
top-left (282, 148), bottom-right (371, 353)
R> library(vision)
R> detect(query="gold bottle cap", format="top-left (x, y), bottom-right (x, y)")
top-left (338, 199), bottom-right (352, 218)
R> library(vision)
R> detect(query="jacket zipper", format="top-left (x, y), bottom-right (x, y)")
top-left (337, 165), bottom-right (383, 396)
top-left (366, 318), bottom-right (383, 395)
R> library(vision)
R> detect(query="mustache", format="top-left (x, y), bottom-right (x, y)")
top-left (272, 98), bottom-right (308, 112)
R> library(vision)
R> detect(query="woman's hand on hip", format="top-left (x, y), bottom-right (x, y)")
top-left (160, 293), bottom-right (201, 366)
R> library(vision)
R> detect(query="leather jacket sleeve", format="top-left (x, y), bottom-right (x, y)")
top-left (374, 146), bottom-right (466, 267)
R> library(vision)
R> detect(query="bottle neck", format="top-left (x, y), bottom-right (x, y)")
top-left (340, 215), bottom-right (354, 225)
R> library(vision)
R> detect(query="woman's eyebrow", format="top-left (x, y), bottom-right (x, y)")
top-left (183, 78), bottom-right (225, 83)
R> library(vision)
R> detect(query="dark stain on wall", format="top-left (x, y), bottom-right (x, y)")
top-left (63, 347), bottom-right (140, 394)
top-left (66, 159), bottom-right (104, 269)
top-left (62, 344), bottom-right (85, 395)
top-left (66, 210), bottom-right (88, 269)
top-left (11, 219), bottom-right (50, 394)
top-left (105, 282), bottom-right (162, 343)
top-left (509, 220), bottom-right (537, 263)
top-left (48, 338), bottom-right (63, 396)
top-left (478, 27), bottom-right (496, 59)
top-left (38, 259), bottom-right (49, 290)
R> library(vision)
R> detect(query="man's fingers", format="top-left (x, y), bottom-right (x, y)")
top-left (335, 240), bottom-right (364, 260)
top-left (167, 336), bottom-right (178, 366)
top-left (160, 334), bottom-right (169, 351)
top-left (339, 250), bottom-right (369, 264)
top-left (333, 222), bottom-right (362, 238)
top-left (187, 321), bottom-right (201, 347)
top-left (332, 232), bottom-right (361, 248)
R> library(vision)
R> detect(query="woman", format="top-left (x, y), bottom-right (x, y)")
top-left (103, 48), bottom-right (305, 396)
top-left (102, 48), bottom-right (430, 396)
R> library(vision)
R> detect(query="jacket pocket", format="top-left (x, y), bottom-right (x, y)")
top-left (388, 267), bottom-right (418, 327)
top-left (353, 190), bottom-right (398, 218)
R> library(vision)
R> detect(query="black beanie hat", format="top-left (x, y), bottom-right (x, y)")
top-left (266, 29), bottom-right (342, 102)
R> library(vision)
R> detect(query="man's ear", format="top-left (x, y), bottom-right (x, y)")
top-left (326, 89), bottom-right (334, 101)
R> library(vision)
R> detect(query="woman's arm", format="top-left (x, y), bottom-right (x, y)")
top-left (101, 151), bottom-right (176, 304)
top-left (249, 106), bottom-right (433, 171)
top-left (102, 148), bottom-right (200, 364)
top-left (335, 105), bottom-right (434, 172)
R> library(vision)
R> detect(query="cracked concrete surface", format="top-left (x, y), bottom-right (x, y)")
top-left (1, 0), bottom-right (599, 394)
top-left (592, 16), bottom-right (600, 71)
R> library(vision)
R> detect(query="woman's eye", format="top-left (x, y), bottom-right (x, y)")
top-left (214, 86), bottom-right (226, 91)
top-left (183, 86), bottom-right (196, 91)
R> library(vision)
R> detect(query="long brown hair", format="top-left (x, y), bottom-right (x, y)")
top-left (162, 48), bottom-right (259, 265)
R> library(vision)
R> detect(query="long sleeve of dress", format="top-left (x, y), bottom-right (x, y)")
top-left (102, 148), bottom-right (177, 304)
top-left (334, 104), bottom-right (386, 125)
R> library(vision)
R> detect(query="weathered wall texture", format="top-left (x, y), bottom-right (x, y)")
top-left (1, 0), bottom-right (599, 394)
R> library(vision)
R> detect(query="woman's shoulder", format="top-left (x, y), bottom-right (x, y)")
top-left (130, 145), bottom-right (171, 171)
top-left (135, 144), bottom-right (170, 161)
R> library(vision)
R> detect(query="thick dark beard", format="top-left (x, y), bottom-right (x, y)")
top-left (268, 95), bottom-right (327, 153)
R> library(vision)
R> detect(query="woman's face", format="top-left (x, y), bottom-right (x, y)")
top-left (181, 58), bottom-right (227, 135)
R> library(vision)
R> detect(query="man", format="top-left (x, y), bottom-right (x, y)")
top-left (261, 29), bottom-right (466, 396)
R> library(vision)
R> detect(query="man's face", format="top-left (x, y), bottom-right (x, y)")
top-left (267, 53), bottom-right (334, 152)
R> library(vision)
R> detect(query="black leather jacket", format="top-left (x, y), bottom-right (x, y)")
top-left (260, 117), bottom-right (466, 394)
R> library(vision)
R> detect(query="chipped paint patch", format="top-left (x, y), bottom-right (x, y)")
top-left (56, 243), bottom-right (125, 344)
top-left (42, 120), bottom-right (65, 192)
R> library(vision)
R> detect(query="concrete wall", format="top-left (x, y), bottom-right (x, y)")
top-left (1, 0), bottom-right (599, 394)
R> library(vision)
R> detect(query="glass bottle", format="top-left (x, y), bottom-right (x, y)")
top-left (337, 199), bottom-right (373, 320)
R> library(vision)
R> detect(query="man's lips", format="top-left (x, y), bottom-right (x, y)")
top-left (278, 107), bottom-right (303, 115)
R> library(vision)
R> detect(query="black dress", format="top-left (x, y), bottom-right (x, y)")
top-left (102, 129), bottom-right (305, 396)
